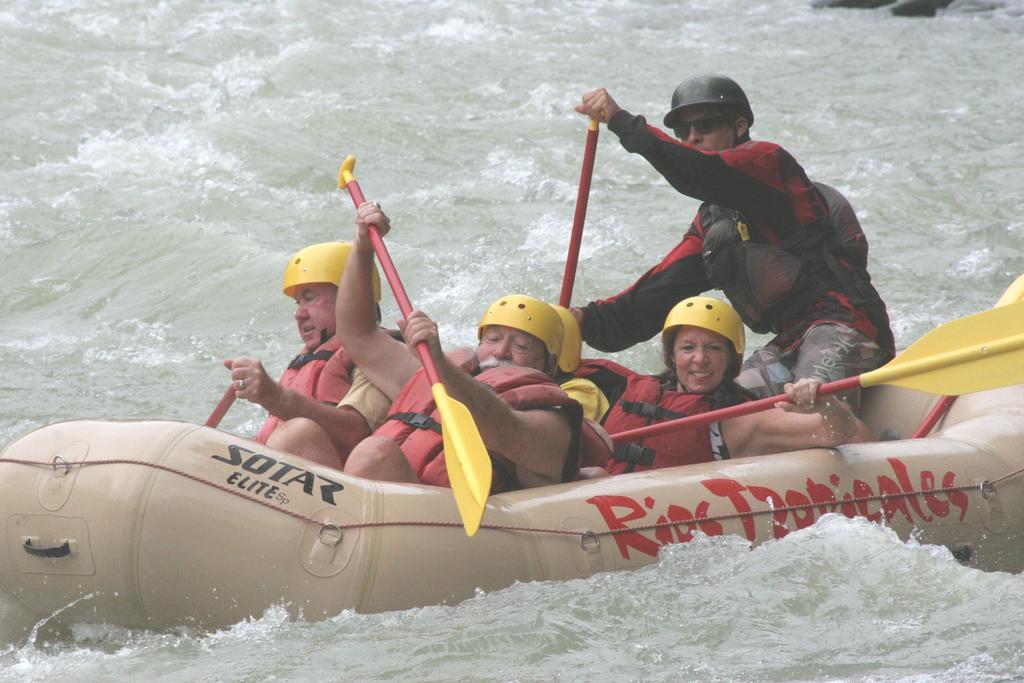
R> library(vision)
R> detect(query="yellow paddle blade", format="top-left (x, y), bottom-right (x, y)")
top-left (996, 274), bottom-right (1024, 307)
top-left (862, 300), bottom-right (1024, 395)
top-left (431, 382), bottom-right (492, 536)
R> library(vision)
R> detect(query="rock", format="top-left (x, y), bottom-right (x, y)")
top-left (811, 0), bottom-right (895, 8)
top-left (891, 0), bottom-right (955, 14)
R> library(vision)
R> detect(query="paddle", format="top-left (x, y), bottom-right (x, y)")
top-left (559, 119), bottom-right (599, 307)
top-left (911, 273), bottom-right (1024, 437)
top-left (610, 300), bottom-right (1024, 444)
top-left (337, 156), bottom-right (492, 536)
top-left (205, 385), bottom-right (236, 428)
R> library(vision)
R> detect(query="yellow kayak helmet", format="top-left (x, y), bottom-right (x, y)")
top-left (552, 305), bottom-right (582, 373)
top-left (282, 242), bottom-right (381, 301)
top-left (662, 296), bottom-right (745, 356)
top-left (478, 295), bottom-right (563, 358)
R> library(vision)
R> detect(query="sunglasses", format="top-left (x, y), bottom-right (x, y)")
top-left (674, 115), bottom-right (730, 136)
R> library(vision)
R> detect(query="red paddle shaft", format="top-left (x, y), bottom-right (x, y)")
top-left (559, 122), bottom-right (599, 308)
top-left (912, 395), bottom-right (955, 438)
top-left (205, 385), bottom-right (236, 428)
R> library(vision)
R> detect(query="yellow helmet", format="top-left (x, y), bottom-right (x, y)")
top-left (478, 295), bottom-right (563, 357)
top-left (282, 242), bottom-right (381, 301)
top-left (662, 296), bottom-right (745, 355)
top-left (552, 305), bottom-right (582, 373)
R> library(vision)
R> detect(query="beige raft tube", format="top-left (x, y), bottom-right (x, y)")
top-left (1, 383), bottom-right (1023, 631)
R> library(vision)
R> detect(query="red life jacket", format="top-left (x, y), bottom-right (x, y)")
top-left (374, 366), bottom-right (599, 492)
top-left (254, 337), bottom-right (354, 444)
top-left (578, 417), bottom-right (612, 469)
top-left (553, 357), bottom-right (634, 471)
top-left (603, 374), bottom-right (714, 474)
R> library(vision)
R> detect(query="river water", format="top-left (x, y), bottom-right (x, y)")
top-left (2, 0), bottom-right (1023, 680)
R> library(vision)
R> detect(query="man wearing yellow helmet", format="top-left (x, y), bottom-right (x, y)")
top-left (595, 296), bottom-right (872, 476)
top-left (223, 242), bottom-right (392, 467)
top-left (330, 202), bottom-right (609, 490)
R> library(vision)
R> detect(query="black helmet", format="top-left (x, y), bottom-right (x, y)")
top-left (663, 74), bottom-right (754, 129)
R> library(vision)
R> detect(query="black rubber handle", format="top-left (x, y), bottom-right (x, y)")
top-left (23, 539), bottom-right (71, 558)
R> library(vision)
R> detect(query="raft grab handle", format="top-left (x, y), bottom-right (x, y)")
top-left (23, 538), bottom-right (71, 558)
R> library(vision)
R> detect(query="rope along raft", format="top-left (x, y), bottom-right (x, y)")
top-left (4, 456), bottom-right (1022, 547)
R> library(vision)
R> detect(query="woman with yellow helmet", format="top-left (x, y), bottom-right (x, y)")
top-left (597, 296), bottom-right (872, 476)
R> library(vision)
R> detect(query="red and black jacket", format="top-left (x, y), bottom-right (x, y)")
top-left (580, 111), bottom-right (893, 358)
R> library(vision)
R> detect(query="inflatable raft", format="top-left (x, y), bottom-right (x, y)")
top-left (1, 382), bottom-right (1023, 631)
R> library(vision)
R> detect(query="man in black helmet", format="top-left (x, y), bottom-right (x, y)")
top-left (572, 76), bottom-right (893, 404)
